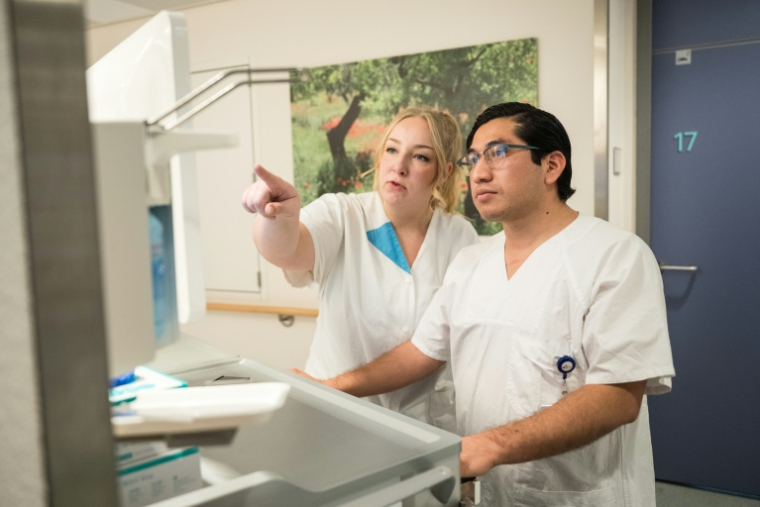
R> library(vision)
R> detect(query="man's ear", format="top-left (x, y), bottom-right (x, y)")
top-left (543, 151), bottom-right (567, 186)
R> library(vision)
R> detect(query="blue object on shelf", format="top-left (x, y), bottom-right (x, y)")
top-left (149, 211), bottom-right (167, 340)
top-left (110, 370), bottom-right (137, 389)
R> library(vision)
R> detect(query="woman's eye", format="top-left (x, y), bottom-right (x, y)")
top-left (386, 147), bottom-right (398, 154)
top-left (414, 154), bottom-right (430, 162)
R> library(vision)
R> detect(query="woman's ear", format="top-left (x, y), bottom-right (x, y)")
top-left (436, 162), bottom-right (453, 187)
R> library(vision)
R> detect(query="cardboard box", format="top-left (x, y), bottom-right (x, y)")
top-left (116, 444), bottom-right (202, 507)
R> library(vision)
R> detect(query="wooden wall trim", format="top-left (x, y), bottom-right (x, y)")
top-left (207, 302), bottom-right (318, 318)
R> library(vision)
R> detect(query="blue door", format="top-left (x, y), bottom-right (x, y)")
top-left (648, 0), bottom-right (760, 497)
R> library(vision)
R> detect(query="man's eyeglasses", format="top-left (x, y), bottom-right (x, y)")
top-left (456, 143), bottom-right (541, 170)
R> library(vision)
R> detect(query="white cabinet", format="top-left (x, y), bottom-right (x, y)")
top-left (190, 66), bottom-right (261, 297)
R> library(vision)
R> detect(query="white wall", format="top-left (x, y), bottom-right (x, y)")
top-left (86, 0), bottom-right (603, 370)
top-left (180, 311), bottom-right (316, 370)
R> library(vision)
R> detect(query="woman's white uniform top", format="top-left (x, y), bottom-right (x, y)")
top-left (412, 215), bottom-right (675, 506)
top-left (286, 191), bottom-right (479, 430)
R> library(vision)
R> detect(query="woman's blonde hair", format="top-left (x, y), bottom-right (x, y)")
top-left (372, 107), bottom-right (464, 214)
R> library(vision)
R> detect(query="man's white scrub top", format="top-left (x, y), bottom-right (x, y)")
top-left (412, 215), bottom-right (675, 506)
top-left (286, 191), bottom-right (479, 429)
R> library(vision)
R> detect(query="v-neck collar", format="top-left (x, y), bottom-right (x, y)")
top-left (367, 223), bottom-right (411, 273)
top-left (410, 208), bottom-right (439, 271)
top-left (366, 196), bottom-right (440, 274)
top-left (500, 215), bottom-right (580, 282)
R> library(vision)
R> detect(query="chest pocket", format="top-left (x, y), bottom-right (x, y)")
top-left (512, 483), bottom-right (617, 507)
top-left (505, 330), bottom-right (584, 419)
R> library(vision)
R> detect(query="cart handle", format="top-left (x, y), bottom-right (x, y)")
top-left (337, 466), bottom-right (456, 507)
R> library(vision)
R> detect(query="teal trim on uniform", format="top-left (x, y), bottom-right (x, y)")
top-left (117, 447), bottom-right (199, 476)
top-left (367, 222), bottom-right (411, 273)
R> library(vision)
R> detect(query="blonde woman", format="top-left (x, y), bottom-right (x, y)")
top-left (241, 108), bottom-right (478, 430)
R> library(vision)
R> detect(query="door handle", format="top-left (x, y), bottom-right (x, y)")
top-left (658, 261), bottom-right (698, 272)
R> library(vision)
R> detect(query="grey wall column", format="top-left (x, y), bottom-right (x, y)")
top-left (1, 0), bottom-right (118, 505)
top-left (594, 0), bottom-right (609, 220)
top-left (0, 0), bottom-right (46, 503)
top-left (635, 0), bottom-right (653, 243)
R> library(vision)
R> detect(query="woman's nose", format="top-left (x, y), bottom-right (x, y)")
top-left (391, 156), bottom-right (409, 175)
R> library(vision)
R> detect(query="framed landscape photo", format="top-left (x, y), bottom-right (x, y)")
top-left (290, 38), bottom-right (538, 235)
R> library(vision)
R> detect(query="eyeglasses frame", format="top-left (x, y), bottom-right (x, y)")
top-left (456, 143), bottom-right (542, 171)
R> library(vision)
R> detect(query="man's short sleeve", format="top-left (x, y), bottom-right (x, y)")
top-left (411, 281), bottom-right (452, 362)
top-left (581, 235), bottom-right (675, 395)
top-left (283, 194), bottom-right (345, 287)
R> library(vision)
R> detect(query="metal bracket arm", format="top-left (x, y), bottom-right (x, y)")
top-left (146, 67), bottom-right (298, 131)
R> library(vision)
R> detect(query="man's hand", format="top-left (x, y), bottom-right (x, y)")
top-left (241, 164), bottom-right (300, 219)
top-left (460, 433), bottom-right (499, 477)
top-left (289, 343), bottom-right (444, 398)
top-left (289, 368), bottom-right (317, 382)
top-left (290, 368), bottom-right (340, 390)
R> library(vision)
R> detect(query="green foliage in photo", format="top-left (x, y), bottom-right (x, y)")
top-left (290, 38), bottom-right (538, 235)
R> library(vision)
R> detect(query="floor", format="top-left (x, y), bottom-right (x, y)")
top-left (657, 482), bottom-right (760, 507)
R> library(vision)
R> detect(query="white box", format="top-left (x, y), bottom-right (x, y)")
top-left (116, 442), bottom-right (169, 467)
top-left (117, 445), bottom-right (202, 507)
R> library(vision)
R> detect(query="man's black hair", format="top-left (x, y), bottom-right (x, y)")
top-left (466, 102), bottom-right (575, 201)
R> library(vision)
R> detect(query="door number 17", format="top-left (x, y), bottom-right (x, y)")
top-left (674, 131), bottom-right (698, 153)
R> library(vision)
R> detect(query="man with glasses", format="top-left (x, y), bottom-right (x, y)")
top-left (297, 102), bottom-right (674, 506)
